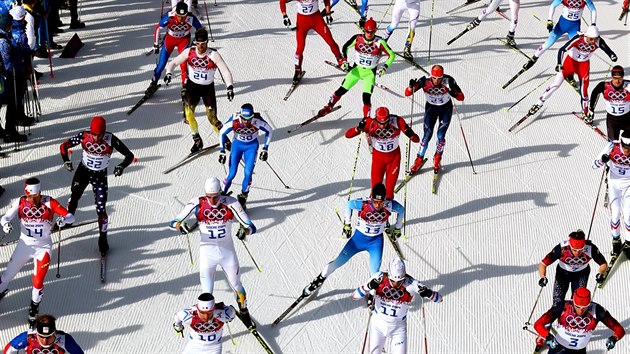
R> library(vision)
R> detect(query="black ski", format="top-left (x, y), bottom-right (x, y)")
top-left (431, 169), bottom-right (439, 194)
top-left (100, 254), bottom-right (107, 283)
top-left (394, 158), bottom-right (427, 193)
top-left (446, 0), bottom-right (481, 14)
top-left (236, 312), bottom-right (274, 354)
top-left (127, 84), bottom-right (161, 115)
top-left (394, 52), bottom-right (430, 75)
top-left (287, 106), bottom-right (341, 133)
top-left (447, 26), bottom-right (473, 46)
top-left (272, 287), bottom-right (313, 326)
top-left (496, 38), bottom-right (531, 60)
top-left (598, 245), bottom-right (629, 289)
top-left (508, 109), bottom-right (541, 132)
top-left (344, 0), bottom-right (361, 16)
top-left (385, 229), bottom-right (405, 259)
top-left (619, 8), bottom-right (628, 21)
top-left (284, 71), bottom-right (305, 101)
top-left (571, 112), bottom-right (608, 141)
top-left (162, 143), bottom-right (220, 174)
top-left (503, 66), bottom-right (530, 89)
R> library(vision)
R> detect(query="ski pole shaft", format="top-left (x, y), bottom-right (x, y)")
top-left (427, 0), bottom-right (436, 63)
top-left (361, 311), bottom-right (372, 354)
top-left (377, 0), bottom-right (395, 30)
top-left (203, 0), bottom-right (215, 41)
top-left (226, 321), bottom-right (236, 345)
top-left (524, 286), bottom-right (544, 328)
top-left (265, 161), bottom-right (290, 189)
top-left (347, 136), bottom-right (362, 200)
top-left (403, 93), bottom-right (414, 241)
top-left (453, 104), bottom-right (476, 174)
top-left (55, 226), bottom-right (62, 278)
top-left (44, 19), bottom-right (54, 79)
top-left (422, 298), bottom-right (429, 354)
top-left (240, 239), bottom-right (262, 272)
top-left (185, 229), bottom-right (194, 266)
top-left (507, 74), bottom-right (552, 112)
top-left (586, 167), bottom-right (605, 240)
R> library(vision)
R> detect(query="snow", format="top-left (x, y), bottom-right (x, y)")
top-left (0, 0), bottom-right (629, 352)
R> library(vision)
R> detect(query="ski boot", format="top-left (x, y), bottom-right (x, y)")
top-left (528, 104), bottom-right (542, 116)
top-left (358, 16), bottom-right (366, 28)
top-left (293, 65), bottom-right (303, 85)
top-left (318, 103), bottom-right (334, 117)
top-left (98, 235), bottom-right (109, 256)
top-left (348, 0), bottom-right (357, 6)
top-left (505, 31), bottom-right (516, 47)
top-left (306, 274), bottom-right (326, 295)
top-left (384, 221), bottom-right (391, 235)
top-left (0, 289), bottom-right (8, 302)
top-left (402, 45), bottom-right (413, 60)
top-left (522, 56), bottom-right (538, 70)
top-left (582, 110), bottom-right (593, 124)
top-left (237, 191), bottom-right (249, 209)
top-left (623, 241), bottom-right (630, 259)
top-left (612, 238), bottom-right (622, 257)
top-left (466, 18), bottom-right (481, 31)
top-left (191, 133), bottom-right (204, 154)
top-left (237, 305), bottom-right (256, 329)
top-left (566, 75), bottom-right (578, 91)
top-left (410, 155), bottom-right (426, 174)
top-left (433, 153), bottom-right (442, 171)
top-left (144, 81), bottom-right (159, 97)
top-left (28, 301), bottom-right (40, 328)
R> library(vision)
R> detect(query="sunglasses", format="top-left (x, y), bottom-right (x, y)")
top-left (207, 194), bottom-right (221, 200)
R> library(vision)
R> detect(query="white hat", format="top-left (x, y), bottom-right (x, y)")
top-left (389, 258), bottom-right (406, 282)
top-left (585, 25), bottom-right (599, 38)
top-left (10, 6), bottom-right (25, 21)
top-left (197, 293), bottom-right (215, 312)
top-left (204, 177), bottom-right (222, 195)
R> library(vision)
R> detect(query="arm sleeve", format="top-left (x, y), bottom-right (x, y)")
top-left (25, 16), bottom-right (36, 50)
top-left (342, 35), bottom-right (358, 58)
top-left (344, 199), bottom-right (363, 224)
top-left (219, 116), bottom-right (234, 151)
top-left (49, 199), bottom-right (75, 224)
top-left (175, 308), bottom-right (193, 327)
top-left (279, 0), bottom-right (287, 14)
top-left (597, 38), bottom-right (616, 59)
top-left (548, 0), bottom-right (562, 20)
top-left (212, 51), bottom-right (233, 87)
top-left (256, 118), bottom-right (273, 148)
top-left (379, 39), bottom-right (395, 68)
top-left (591, 244), bottom-right (607, 265)
top-left (593, 142), bottom-right (614, 169)
top-left (228, 199), bottom-right (256, 234)
top-left (166, 48), bottom-right (190, 75)
top-left (112, 135), bottom-right (135, 168)
top-left (390, 200), bottom-right (405, 229)
top-left (60, 132), bottom-right (84, 163)
top-left (5, 332), bottom-right (28, 353)
top-left (345, 126), bottom-right (362, 138)
top-left (585, 0), bottom-right (596, 23)
top-left (192, 16), bottom-right (202, 29)
top-left (534, 305), bottom-right (563, 337)
top-left (171, 197), bottom-right (199, 225)
top-left (557, 35), bottom-right (578, 65)
top-left (217, 304), bottom-right (236, 322)
top-left (596, 304), bottom-right (625, 340)
top-left (154, 15), bottom-right (169, 45)
top-left (541, 244), bottom-right (562, 266)
top-left (351, 273), bottom-right (382, 300)
top-left (62, 333), bottom-right (84, 354)
top-left (589, 81), bottom-right (605, 111)
top-left (0, 199), bottom-right (19, 228)
top-left (447, 76), bottom-right (465, 101)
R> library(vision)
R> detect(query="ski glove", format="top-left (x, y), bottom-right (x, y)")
top-left (226, 85), bottom-right (234, 101)
top-left (114, 165), bottom-right (124, 177)
top-left (342, 223), bottom-right (352, 238)
top-left (236, 225), bottom-right (247, 240)
top-left (218, 151), bottom-right (226, 164)
top-left (259, 148), bottom-right (268, 161)
top-left (283, 14), bottom-right (291, 27)
top-left (377, 65), bottom-right (388, 77)
top-left (173, 322), bottom-right (184, 337)
top-left (538, 277), bottom-right (548, 287)
top-left (153, 44), bottom-right (159, 54)
top-left (357, 118), bottom-right (366, 131)
top-left (56, 216), bottom-right (67, 227)
top-left (64, 161), bottom-right (73, 172)
top-left (546, 20), bottom-right (553, 32)
top-left (392, 228), bottom-right (402, 239)
top-left (601, 154), bottom-right (610, 163)
top-left (546, 334), bottom-right (558, 349)
top-left (610, 54), bottom-right (618, 62)
top-left (179, 222), bottom-right (193, 235)
top-left (366, 293), bottom-right (375, 311)
top-left (340, 61), bottom-right (350, 72)
top-left (164, 73), bottom-right (172, 85)
top-left (596, 272), bottom-right (606, 283)
top-left (555, 64), bottom-right (563, 72)
top-left (2, 223), bottom-right (12, 234)
top-left (325, 13), bottom-right (333, 25)
top-left (606, 336), bottom-right (618, 350)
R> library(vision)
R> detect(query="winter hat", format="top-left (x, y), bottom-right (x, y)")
top-left (197, 293), bottom-right (215, 312)
top-left (240, 103), bottom-right (254, 120)
top-left (573, 287), bottom-right (591, 307)
top-left (611, 65), bottom-right (624, 78)
top-left (24, 177), bottom-right (41, 196)
top-left (0, 12), bottom-right (12, 29)
top-left (389, 258), bottom-right (406, 282)
top-left (175, 1), bottom-right (188, 16)
top-left (372, 183), bottom-right (386, 201)
top-left (90, 116), bottom-right (106, 134)
top-left (9, 6), bottom-right (25, 21)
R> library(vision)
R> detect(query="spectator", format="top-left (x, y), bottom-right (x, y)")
top-left (0, 11), bottom-right (26, 142)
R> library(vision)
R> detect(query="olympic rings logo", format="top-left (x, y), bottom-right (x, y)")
top-left (364, 211), bottom-right (388, 222)
top-left (577, 43), bottom-right (595, 52)
top-left (357, 43), bottom-right (375, 54)
top-left (607, 91), bottom-right (627, 101)
top-left (563, 255), bottom-right (589, 265)
top-left (170, 23), bottom-right (189, 32)
top-left (374, 128), bottom-right (395, 139)
top-left (565, 315), bottom-right (591, 328)
top-left (190, 58), bottom-right (210, 68)
top-left (203, 208), bottom-right (227, 220)
top-left (382, 285), bottom-right (405, 300)
top-left (32, 349), bottom-right (60, 354)
top-left (565, 0), bottom-right (583, 8)
top-left (22, 206), bottom-right (46, 218)
top-left (85, 142), bottom-right (107, 154)
top-left (237, 127), bottom-right (257, 135)
top-left (613, 154), bottom-right (630, 165)
top-left (192, 321), bottom-right (221, 332)
top-left (427, 87), bottom-right (446, 95)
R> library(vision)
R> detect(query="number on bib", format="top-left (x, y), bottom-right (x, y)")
top-left (193, 71), bottom-right (209, 80)
top-left (26, 227), bottom-right (43, 238)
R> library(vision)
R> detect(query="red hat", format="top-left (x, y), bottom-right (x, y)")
top-left (375, 107), bottom-right (389, 124)
top-left (364, 18), bottom-right (377, 33)
top-left (573, 287), bottom-right (591, 307)
top-left (90, 116), bottom-right (106, 135)
top-left (431, 65), bottom-right (444, 79)
top-left (569, 230), bottom-right (586, 250)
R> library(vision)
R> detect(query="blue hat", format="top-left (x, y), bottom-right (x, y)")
top-left (0, 12), bottom-right (12, 29)
top-left (240, 103), bottom-right (254, 120)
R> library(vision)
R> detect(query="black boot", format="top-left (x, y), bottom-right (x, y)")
top-left (237, 192), bottom-right (249, 209)
top-left (237, 306), bottom-right (256, 329)
top-left (612, 238), bottom-right (622, 256)
top-left (190, 134), bottom-right (203, 154)
top-left (0, 289), bottom-right (8, 301)
top-left (28, 301), bottom-right (40, 328)
top-left (144, 81), bottom-right (159, 97)
top-left (306, 274), bottom-right (326, 294)
top-left (98, 235), bottom-right (109, 256)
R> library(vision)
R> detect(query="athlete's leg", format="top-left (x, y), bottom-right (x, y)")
top-left (67, 164), bottom-right (91, 214)
top-left (224, 141), bottom-right (245, 193)
top-left (31, 247), bottom-right (51, 303)
top-left (199, 245), bottom-right (219, 293)
top-left (0, 240), bottom-right (35, 292)
top-left (241, 143), bottom-right (258, 193)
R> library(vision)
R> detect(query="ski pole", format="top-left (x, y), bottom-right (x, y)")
top-left (202, 0), bottom-right (215, 42)
top-left (240, 239), bottom-right (262, 272)
top-left (55, 224), bottom-right (62, 278)
top-left (402, 93), bottom-right (415, 241)
top-left (361, 311), bottom-right (372, 354)
top-left (226, 321), bottom-right (236, 345)
top-left (586, 168), bottom-right (606, 240)
top-left (506, 74), bottom-right (553, 112)
top-left (427, 0), bottom-right (436, 63)
top-left (524, 286), bottom-right (544, 329)
top-left (184, 224), bottom-right (195, 266)
top-left (265, 161), bottom-right (290, 189)
top-left (376, 0), bottom-right (395, 30)
top-left (453, 104), bottom-right (476, 174)
top-left (422, 297), bottom-right (429, 354)
top-left (43, 19), bottom-right (54, 79)
top-left (347, 135), bottom-right (362, 200)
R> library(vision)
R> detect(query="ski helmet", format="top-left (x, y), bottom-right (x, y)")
top-left (584, 25), bottom-right (599, 38)
top-left (431, 65), bottom-right (444, 79)
top-left (36, 315), bottom-right (57, 339)
top-left (10, 6), bottom-right (26, 21)
top-left (197, 293), bottom-right (215, 312)
top-left (375, 107), bottom-right (390, 124)
top-left (372, 183), bottom-right (386, 201)
top-left (363, 18), bottom-right (377, 33)
top-left (568, 229), bottom-right (586, 250)
top-left (611, 65), bottom-right (624, 78)
top-left (90, 116), bottom-right (106, 135)
top-left (573, 287), bottom-right (591, 307)
top-left (24, 177), bottom-right (41, 196)
top-left (194, 28), bottom-right (209, 43)
top-left (205, 177), bottom-right (222, 195)
top-left (240, 103), bottom-right (254, 120)
top-left (621, 130), bottom-right (630, 148)
top-left (389, 258), bottom-right (406, 282)
top-left (175, 1), bottom-right (188, 16)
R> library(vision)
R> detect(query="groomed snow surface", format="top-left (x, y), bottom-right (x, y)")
top-left (1, 0), bottom-right (629, 352)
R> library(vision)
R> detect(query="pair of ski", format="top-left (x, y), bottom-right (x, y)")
top-left (324, 60), bottom-right (393, 92)
top-left (127, 84), bottom-right (161, 115)
top-left (598, 243), bottom-right (630, 289)
top-left (162, 143), bottom-right (220, 174)
top-left (394, 158), bottom-right (440, 194)
top-left (235, 311), bottom-right (274, 353)
top-left (447, 3), bottom-right (508, 45)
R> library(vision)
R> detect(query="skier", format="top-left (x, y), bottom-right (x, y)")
top-left (454, 0), bottom-right (522, 46)
top-left (593, 130), bottom-right (630, 258)
top-left (588, 65), bottom-right (629, 134)
top-left (219, 103), bottom-right (273, 209)
top-left (279, 0), bottom-right (346, 84)
top-left (317, 18), bottom-right (395, 120)
top-left (620, 0), bottom-right (629, 20)
top-left (59, 116), bottom-right (135, 256)
top-left (534, 287), bottom-right (625, 353)
top-left (173, 293), bottom-right (236, 354)
top-left (526, 26), bottom-right (617, 120)
top-left (345, 106), bottom-right (419, 199)
top-left (169, 177), bottom-right (257, 329)
top-left (351, 258), bottom-right (443, 354)
top-left (405, 65), bottom-right (465, 174)
top-left (165, 28), bottom-right (234, 153)
top-left (0, 178), bottom-right (75, 326)
top-left (4, 314), bottom-right (84, 354)
top-left (521, 0), bottom-right (596, 70)
top-left (304, 183), bottom-right (404, 294)
top-left (382, 0), bottom-right (420, 59)
top-left (172, 0), bottom-right (193, 12)
top-left (537, 230), bottom-right (607, 307)
top-left (146, 2), bottom-right (203, 98)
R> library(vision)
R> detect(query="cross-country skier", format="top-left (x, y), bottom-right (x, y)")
top-left (173, 293), bottom-right (236, 354)
top-left (382, 0), bottom-right (420, 59)
top-left (59, 116), bottom-right (135, 256)
top-left (534, 287), bottom-right (624, 353)
top-left (351, 258), bottom-right (442, 354)
top-left (218, 103), bottom-right (273, 209)
top-left (170, 177), bottom-right (257, 329)
top-left (0, 178), bottom-right (75, 327)
top-left (146, 2), bottom-right (202, 98)
top-left (588, 65), bottom-right (629, 134)
top-left (537, 230), bottom-right (607, 307)
top-left (304, 183), bottom-right (404, 294)
top-left (279, 0), bottom-right (346, 84)
top-left (165, 28), bottom-right (234, 153)
top-left (458, 0), bottom-right (522, 46)
top-left (593, 131), bottom-right (630, 258)
top-left (521, 0), bottom-right (596, 70)
top-left (345, 107), bottom-right (419, 199)
top-left (405, 65), bottom-right (465, 174)
top-left (4, 314), bottom-right (84, 354)
top-left (317, 18), bottom-right (394, 119)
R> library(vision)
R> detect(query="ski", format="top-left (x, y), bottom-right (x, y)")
top-left (496, 38), bottom-right (531, 60)
top-left (344, 0), bottom-right (361, 16)
top-left (447, 26), bottom-right (473, 46)
top-left (598, 244), bottom-right (629, 289)
top-left (394, 158), bottom-right (427, 193)
top-left (571, 112), bottom-right (608, 141)
top-left (272, 287), bottom-right (315, 326)
top-left (431, 169), bottom-right (439, 194)
top-left (446, 0), bottom-right (481, 14)
top-left (284, 71), bottom-right (305, 101)
top-left (394, 52), bottom-right (430, 75)
top-left (502, 66), bottom-right (530, 89)
top-left (619, 8), bottom-right (628, 21)
top-left (162, 143), bottom-right (220, 174)
top-left (127, 84), bottom-right (161, 115)
top-left (508, 109), bottom-right (540, 132)
top-left (287, 106), bottom-right (341, 133)
top-left (100, 254), bottom-right (107, 283)
top-left (236, 312), bottom-right (274, 354)
top-left (51, 219), bottom-right (99, 232)
top-left (385, 229), bottom-right (405, 259)
top-left (533, 344), bottom-right (543, 354)
top-left (324, 61), bottom-right (393, 92)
